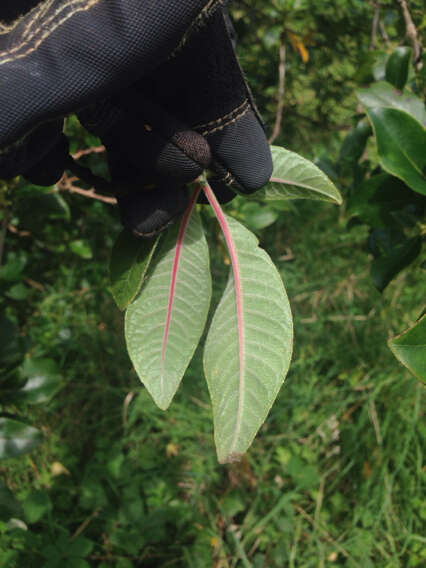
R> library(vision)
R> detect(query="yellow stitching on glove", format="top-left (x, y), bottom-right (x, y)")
top-left (199, 105), bottom-right (250, 137)
top-left (171, 0), bottom-right (227, 57)
top-left (0, 0), bottom-right (101, 64)
top-left (194, 99), bottom-right (249, 130)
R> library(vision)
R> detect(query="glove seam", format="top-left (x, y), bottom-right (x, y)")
top-left (170, 0), bottom-right (228, 58)
top-left (0, 0), bottom-right (101, 65)
top-left (194, 99), bottom-right (248, 130)
top-left (0, 0), bottom-right (227, 66)
top-left (198, 104), bottom-right (251, 137)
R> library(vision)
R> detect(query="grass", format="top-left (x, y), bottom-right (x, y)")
top-left (1, 198), bottom-right (424, 567)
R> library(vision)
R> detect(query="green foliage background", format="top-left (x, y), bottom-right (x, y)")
top-left (1, 1), bottom-right (425, 566)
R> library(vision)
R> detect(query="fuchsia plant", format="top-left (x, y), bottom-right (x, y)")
top-left (110, 146), bottom-right (342, 462)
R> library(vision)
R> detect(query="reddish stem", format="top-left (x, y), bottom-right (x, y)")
top-left (202, 181), bottom-right (245, 452)
top-left (161, 186), bottom-right (201, 379)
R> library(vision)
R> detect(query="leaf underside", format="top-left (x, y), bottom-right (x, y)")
top-left (389, 315), bottom-right (426, 382)
top-left (125, 202), bottom-right (211, 410)
top-left (256, 146), bottom-right (342, 205)
top-left (202, 192), bottom-right (293, 463)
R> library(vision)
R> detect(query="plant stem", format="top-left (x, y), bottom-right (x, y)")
top-left (0, 206), bottom-right (10, 268)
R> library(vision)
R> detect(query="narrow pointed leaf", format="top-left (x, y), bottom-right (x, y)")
top-left (255, 146), bottom-right (342, 204)
top-left (110, 230), bottom-right (160, 311)
top-left (366, 107), bottom-right (426, 195)
top-left (388, 315), bottom-right (426, 382)
top-left (203, 185), bottom-right (293, 463)
top-left (125, 192), bottom-right (211, 410)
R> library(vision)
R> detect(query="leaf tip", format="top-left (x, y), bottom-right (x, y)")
top-left (218, 452), bottom-right (243, 465)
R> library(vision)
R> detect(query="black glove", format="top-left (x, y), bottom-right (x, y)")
top-left (0, 0), bottom-right (272, 235)
top-left (0, 1), bottom-right (69, 186)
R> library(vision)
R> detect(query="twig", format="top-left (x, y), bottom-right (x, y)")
top-left (58, 173), bottom-right (117, 205)
top-left (72, 145), bottom-right (105, 160)
top-left (397, 0), bottom-right (422, 69)
top-left (7, 224), bottom-right (31, 238)
top-left (65, 155), bottom-right (114, 194)
top-left (369, 1), bottom-right (381, 50)
top-left (122, 391), bottom-right (135, 427)
top-left (0, 206), bottom-right (10, 267)
top-left (379, 19), bottom-right (391, 48)
top-left (269, 43), bottom-right (287, 144)
top-left (71, 509), bottom-right (100, 541)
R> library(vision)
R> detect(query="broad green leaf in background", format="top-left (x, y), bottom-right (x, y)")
top-left (385, 47), bottom-right (411, 91)
top-left (70, 239), bottom-right (93, 260)
top-left (370, 236), bottom-right (422, 292)
top-left (389, 315), bottom-right (426, 382)
top-left (338, 118), bottom-right (372, 171)
top-left (126, 193), bottom-right (211, 410)
top-left (0, 479), bottom-right (23, 521)
top-left (203, 186), bottom-right (293, 463)
top-left (0, 313), bottom-right (24, 371)
top-left (357, 82), bottom-right (426, 125)
top-left (13, 185), bottom-right (70, 234)
top-left (23, 490), bottom-right (52, 524)
top-left (110, 230), bottom-right (160, 311)
top-left (348, 174), bottom-right (423, 227)
top-left (0, 417), bottom-right (43, 459)
top-left (256, 146), bottom-right (342, 204)
top-left (239, 202), bottom-right (278, 231)
top-left (366, 108), bottom-right (426, 196)
top-left (14, 358), bottom-right (63, 405)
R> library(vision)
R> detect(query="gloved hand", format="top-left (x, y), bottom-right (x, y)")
top-left (0, 0), bottom-right (272, 235)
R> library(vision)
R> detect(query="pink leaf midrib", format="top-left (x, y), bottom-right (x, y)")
top-left (160, 187), bottom-right (201, 389)
top-left (202, 182), bottom-right (245, 455)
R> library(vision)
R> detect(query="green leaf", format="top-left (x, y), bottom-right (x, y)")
top-left (5, 283), bottom-right (30, 301)
top-left (357, 81), bottom-right (426, 125)
top-left (240, 202), bottom-right (278, 230)
top-left (109, 230), bottom-right (160, 311)
top-left (370, 236), bottom-right (422, 292)
top-left (348, 174), bottom-right (423, 227)
top-left (14, 186), bottom-right (70, 233)
top-left (389, 315), bottom-right (426, 382)
top-left (125, 195), bottom-right (211, 410)
top-left (0, 253), bottom-right (27, 282)
top-left (0, 417), bottom-right (43, 459)
top-left (203, 187), bottom-right (293, 463)
top-left (256, 146), bottom-right (342, 204)
top-left (69, 536), bottom-right (94, 558)
top-left (0, 480), bottom-right (22, 521)
top-left (386, 47), bottom-right (412, 90)
top-left (23, 490), bottom-right (51, 523)
top-left (338, 119), bottom-right (372, 171)
top-left (0, 314), bottom-right (24, 370)
top-left (14, 358), bottom-right (62, 405)
top-left (70, 240), bottom-right (93, 259)
top-left (366, 108), bottom-right (426, 196)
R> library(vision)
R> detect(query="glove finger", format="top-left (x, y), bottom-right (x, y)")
top-left (142, 9), bottom-right (273, 195)
top-left (117, 183), bottom-right (189, 238)
top-left (23, 133), bottom-right (69, 186)
top-left (79, 94), bottom-right (211, 185)
top-left (0, 120), bottom-right (65, 182)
